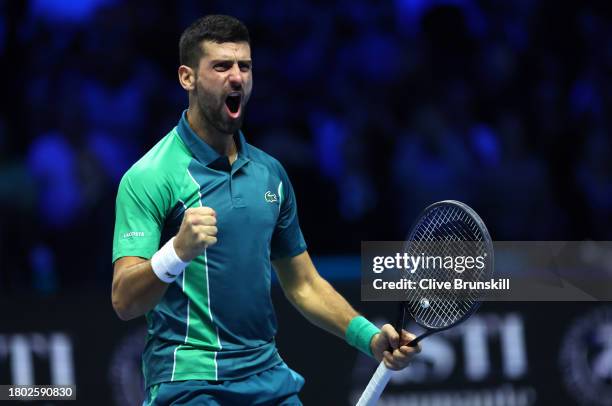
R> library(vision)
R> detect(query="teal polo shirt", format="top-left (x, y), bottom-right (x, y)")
top-left (112, 110), bottom-right (307, 388)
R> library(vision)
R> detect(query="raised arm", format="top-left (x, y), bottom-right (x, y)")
top-left (112, 256), bottom-right (168, 320)
top-left (112, 207), bottom-right (218, 320)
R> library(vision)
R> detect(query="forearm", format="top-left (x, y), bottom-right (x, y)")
top-left (112, 260), bottom-right (169, 320)
top-left (285, 273), bottom-right (359, 339)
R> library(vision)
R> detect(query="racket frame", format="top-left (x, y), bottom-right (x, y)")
top-left (397, 200), bottom-right (493, 343)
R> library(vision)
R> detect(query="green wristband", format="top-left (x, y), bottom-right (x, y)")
top-left (346, 316), bottom-right (381, 357)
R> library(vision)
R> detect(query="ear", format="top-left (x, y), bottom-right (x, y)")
top-left (178, 65), bottom-right (196, 91)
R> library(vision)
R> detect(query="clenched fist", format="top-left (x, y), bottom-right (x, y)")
top-left (173, 207), bottom-right (218, 262)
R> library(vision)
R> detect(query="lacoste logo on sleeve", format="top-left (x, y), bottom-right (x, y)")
top-left (264, 191), bottom-right (278, 203)
top-left (122, 231), bottom-right (145, 239)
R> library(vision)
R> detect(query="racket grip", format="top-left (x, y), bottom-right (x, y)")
top-left (356, 361), bottom-right (393, 406)
top-left (407, 329), bottom-right (432, 347)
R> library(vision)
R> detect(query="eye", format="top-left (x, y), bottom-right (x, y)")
top-left (239, 62), bottom-right (252, 72)
top-left (213, 62), bottom-right (232, 72)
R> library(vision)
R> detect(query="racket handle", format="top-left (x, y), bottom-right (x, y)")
top-left (407, 329), bottom-right (433, 347)
top-left (394, 302), bottom-right (406, 336)
top-left (355, 361), bottom-right (393, 406)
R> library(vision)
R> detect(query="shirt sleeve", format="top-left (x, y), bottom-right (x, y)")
top-left (270, 163), bottom-right (307, 260)
top-left (112, 169), bottom-right (167, 263)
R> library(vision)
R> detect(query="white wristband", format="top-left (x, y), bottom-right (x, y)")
top-left (151, 237), bottom-right (189, 283)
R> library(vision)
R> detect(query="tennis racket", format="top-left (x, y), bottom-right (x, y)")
top-left (356, 200), bottom-right (494, 406)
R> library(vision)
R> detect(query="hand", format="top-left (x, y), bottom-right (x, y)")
top-left (370, 324), bottom-right (421, 370)
top-left (173, 207), bottom-right (218, 261)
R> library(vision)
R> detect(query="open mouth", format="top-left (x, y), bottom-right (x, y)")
top-left (225, 93), bottom-right (242, 117)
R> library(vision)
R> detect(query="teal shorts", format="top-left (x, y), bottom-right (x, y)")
top-left (144, 362), bottom-right (305, 405)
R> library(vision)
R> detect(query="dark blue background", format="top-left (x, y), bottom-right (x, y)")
top-left (1, 0), bottom-right (611, 292)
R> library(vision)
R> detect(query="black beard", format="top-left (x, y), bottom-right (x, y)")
top-left (195, 86), bottom-right (244, 135)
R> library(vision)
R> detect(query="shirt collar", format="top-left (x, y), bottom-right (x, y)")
top-left (176, 109), bottom-right (250, 166)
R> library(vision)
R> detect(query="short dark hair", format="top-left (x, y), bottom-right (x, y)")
top-left (179, 15), bottom-right (250, 68)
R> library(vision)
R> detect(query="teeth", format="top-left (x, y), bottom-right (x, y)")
top-left (228, 92), bottom-right (241, 97)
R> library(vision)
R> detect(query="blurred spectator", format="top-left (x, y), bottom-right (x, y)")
top-left (0, 0), bottom-right (610, 292)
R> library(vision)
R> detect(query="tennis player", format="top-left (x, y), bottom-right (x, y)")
top-left (111, 15), bottom-right (420, 405)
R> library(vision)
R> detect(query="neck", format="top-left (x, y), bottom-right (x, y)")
top-left (186, 105), bottom-right (237, 160)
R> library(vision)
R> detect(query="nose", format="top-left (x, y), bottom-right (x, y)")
top-left (228, 64), bottom-right (243, 89)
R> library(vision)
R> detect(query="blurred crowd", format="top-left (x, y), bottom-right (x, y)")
top-left (0, 0), bottom-right (610, 293)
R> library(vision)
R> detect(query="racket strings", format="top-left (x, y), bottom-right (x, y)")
top-left (402, 205), bottom-right (491, 329)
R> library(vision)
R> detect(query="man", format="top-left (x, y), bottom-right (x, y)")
top-left (112, 15), bottom-right (420, 405)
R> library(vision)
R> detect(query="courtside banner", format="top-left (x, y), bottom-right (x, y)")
top-left (361, 241), bottom-right (612, 301)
